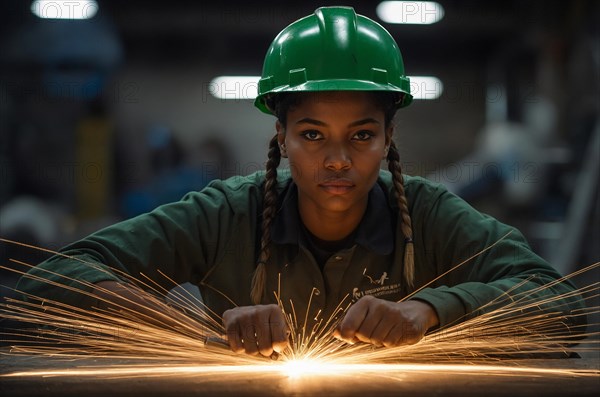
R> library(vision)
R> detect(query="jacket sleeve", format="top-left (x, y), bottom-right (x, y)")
top-left (410, 184), bottom-right (587, 333)
top-left (16, 182), bottom-right (242, 309)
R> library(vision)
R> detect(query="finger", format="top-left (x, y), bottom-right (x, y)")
top-left (354, 307), bottom-right (384, 345)
top-left (333, 328), bottom-right (358, 344)
top-left (369, 317), bottom-right (396, 347)
top-left (269, 310), bottom-right (290, 353)
top-left (336, 297), bottom-right (372, 342)
top-left (255, 310), bottom-right (274, 357)
top-left (230, 334), bottom-right (245, 353)
top-left (383, 323), bottom-right (404, 347)
top-left (222, 311), bottom-right (244, 353)
top-left (387, 321), bottom-right (423, 347)
top-left (241, 324), bottom-right (260, 355)
top-left (403, 322), bottom-right (425, 345)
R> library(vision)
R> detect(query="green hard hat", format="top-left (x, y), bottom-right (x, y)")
top-left (254, 6), bottom-right (413, 115)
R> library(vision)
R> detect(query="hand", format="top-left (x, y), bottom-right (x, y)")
top-left (333, 295), bottom-right (439, 347)
top-left (222, 304), bottom-right (290, 358)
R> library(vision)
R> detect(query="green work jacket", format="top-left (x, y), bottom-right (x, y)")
top-left (17, 170), bottom-right (583, 331)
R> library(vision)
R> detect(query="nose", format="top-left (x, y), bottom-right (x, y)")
top-left (324, 144), bottom-right (352, 171)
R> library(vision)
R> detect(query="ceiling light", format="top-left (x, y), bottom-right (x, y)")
top-left (31, 0), bottom-right (98, 20)
top-left (409, 76), bottom-right (443, 100)
top-left (376, 1), bottom-right (444, 25)
top-left (209, 76), bottom-right (260, 100)
top-left (209, 76), bottom-right (443, 100)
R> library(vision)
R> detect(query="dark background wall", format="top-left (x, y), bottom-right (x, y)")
top-left (0, 1), bottom-right (598, 295)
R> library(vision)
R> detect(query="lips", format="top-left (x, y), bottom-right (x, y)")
top-left (319, 178), bottom-right (355, 194)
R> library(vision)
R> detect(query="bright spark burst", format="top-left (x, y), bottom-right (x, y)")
top-left (3, 361), bottom-right (598, 379)
top-left (0, 238), bottom-right (599, 381)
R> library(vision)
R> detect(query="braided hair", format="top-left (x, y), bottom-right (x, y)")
top-left (250, 92), bottom-right (415, 303)
top-left (250, 134), bottom-right (281, 304)
top-left (386, 140), bottom-right (415, 288)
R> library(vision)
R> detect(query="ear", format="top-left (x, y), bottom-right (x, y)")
top-left (276, 121), bottom-right (287, 158)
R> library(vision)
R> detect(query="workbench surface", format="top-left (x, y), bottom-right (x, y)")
top-left (1, 352), bottom-right (598, 397)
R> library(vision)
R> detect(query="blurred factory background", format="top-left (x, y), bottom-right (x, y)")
top-left (0, 0), bottom-right (598, 299)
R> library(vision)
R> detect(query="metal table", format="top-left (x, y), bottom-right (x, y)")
top-left (1, 351), bottom-right (598, 397)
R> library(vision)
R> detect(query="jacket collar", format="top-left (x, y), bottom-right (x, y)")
top-left (271, 179), bottom-right (395, 255)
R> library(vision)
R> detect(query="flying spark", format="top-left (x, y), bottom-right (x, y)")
top-left (0, 238), bottom-right (598, 382)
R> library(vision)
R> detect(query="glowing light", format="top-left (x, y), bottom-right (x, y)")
top-left (410, 76), bottom-right (443, 100)
top-left (0, 238), bottom-right (598, 386)
top-left (376, 1), bottom-right (445, 25)
top-left (4, 362), bottom-right (598, 379)
top-left (30, 0), bottom-right (98, 20)
top-left (209, 76), bottom-right (259, 100)
top-left (282, 359), bottom-right (325, 378)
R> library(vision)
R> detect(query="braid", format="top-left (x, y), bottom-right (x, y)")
top-left (387, 140), bottom-right (415, 289)
top-left (251, 134), bottom-right (281, 304)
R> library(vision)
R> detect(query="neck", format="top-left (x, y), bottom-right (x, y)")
top-left (298, 195), bottom-right (368, 241)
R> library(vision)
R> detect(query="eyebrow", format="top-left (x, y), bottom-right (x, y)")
top-left (295, 117), bottom-right (380, 128)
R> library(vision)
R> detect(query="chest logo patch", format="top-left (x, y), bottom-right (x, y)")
top-left (352, 268), bottom-right (400, 302)
top-left (363, 268), bottom-right (389, 285)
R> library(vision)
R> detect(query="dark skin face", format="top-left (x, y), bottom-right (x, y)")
top-left (219, 91), bottom-right (438, 358)
top-left (277, 91), bottom-right (392, 241)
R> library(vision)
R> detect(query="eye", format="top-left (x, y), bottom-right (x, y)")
top-left (300, 130), bottom-right (324, 141)
top-left (352, 130), bottom-right (374, 141)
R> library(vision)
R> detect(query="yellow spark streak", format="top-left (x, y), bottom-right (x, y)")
top-left (3, 362), bottom-right (598, 379)
top-left (1, 238), bottom-right (599, 382)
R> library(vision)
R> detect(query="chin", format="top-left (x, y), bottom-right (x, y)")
top-left (319, 196), bottom-right (356, 213)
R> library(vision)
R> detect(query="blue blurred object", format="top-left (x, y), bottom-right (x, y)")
top-left (121, 166), bottom-right (211, 218)
top-left (1, 12), bottom-right (122, 100)
top-left (120, 126), bottom-right (215, 219)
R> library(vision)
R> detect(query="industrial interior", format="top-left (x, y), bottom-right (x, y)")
top-left (0, 1), bottom-right (598, 396)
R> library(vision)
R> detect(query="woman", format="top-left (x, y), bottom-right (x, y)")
top-left (17, 7), bottom-right (584, 359)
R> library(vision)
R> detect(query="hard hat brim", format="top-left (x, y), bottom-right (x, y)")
top-left (254, 79), bottom-right (413, 115)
